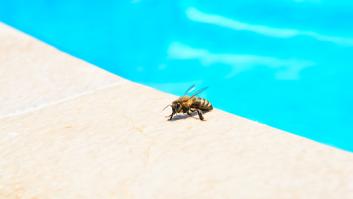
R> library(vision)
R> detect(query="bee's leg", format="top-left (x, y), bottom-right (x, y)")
top-left (186, 108), bottom-right (193, 116)
top-left (169, 111), bottom-right (175, 120)
top-left (196, 109), bottom-right (204, 121)
top-left (187, 108), bottom-right (196, 116)
top-left (169, 113), bottom-right (174, 120)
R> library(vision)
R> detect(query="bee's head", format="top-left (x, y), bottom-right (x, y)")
top-left (172, 101), bottom-right (182, 113)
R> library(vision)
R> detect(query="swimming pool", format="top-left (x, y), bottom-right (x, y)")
top-left (1, 0), bottom-right (352, 151)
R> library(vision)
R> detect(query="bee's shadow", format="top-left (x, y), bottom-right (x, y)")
top-left (166, 112), bottom-right (205, 121)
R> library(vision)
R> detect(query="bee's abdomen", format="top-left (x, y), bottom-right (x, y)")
top-left (192, 97), bottom-right (213, 111)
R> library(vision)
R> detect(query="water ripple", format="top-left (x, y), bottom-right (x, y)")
top-left (186, 7), bottom-right (353, 46)
top-left (168, 42), bottom-right (315, 80)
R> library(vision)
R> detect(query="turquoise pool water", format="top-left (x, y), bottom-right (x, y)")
top-left (1, 0), bottom-right (352, 151)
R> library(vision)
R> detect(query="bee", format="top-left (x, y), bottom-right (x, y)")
top-left (163, 84), bottom-right (213, 121)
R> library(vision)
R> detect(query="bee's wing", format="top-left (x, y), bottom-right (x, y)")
top-left (184, 84), bottom-right (196, 95)
top-left (190, 86), bottom-right (208, 98)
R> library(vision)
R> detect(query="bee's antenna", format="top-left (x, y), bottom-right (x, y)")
top-left (162, 105), bottom-right (171, 112)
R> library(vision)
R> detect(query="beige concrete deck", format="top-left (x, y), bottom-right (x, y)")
top-left (0, 23), bottom-right (121, 117)
top-left (1, 23), bottom-right (353, 199)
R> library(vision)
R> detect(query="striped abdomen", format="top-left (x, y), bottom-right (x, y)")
top-left (191, 97), bottom-right (213, 111)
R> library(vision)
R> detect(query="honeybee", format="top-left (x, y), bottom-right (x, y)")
top-left (163, 84), bottom-right (213, 121)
